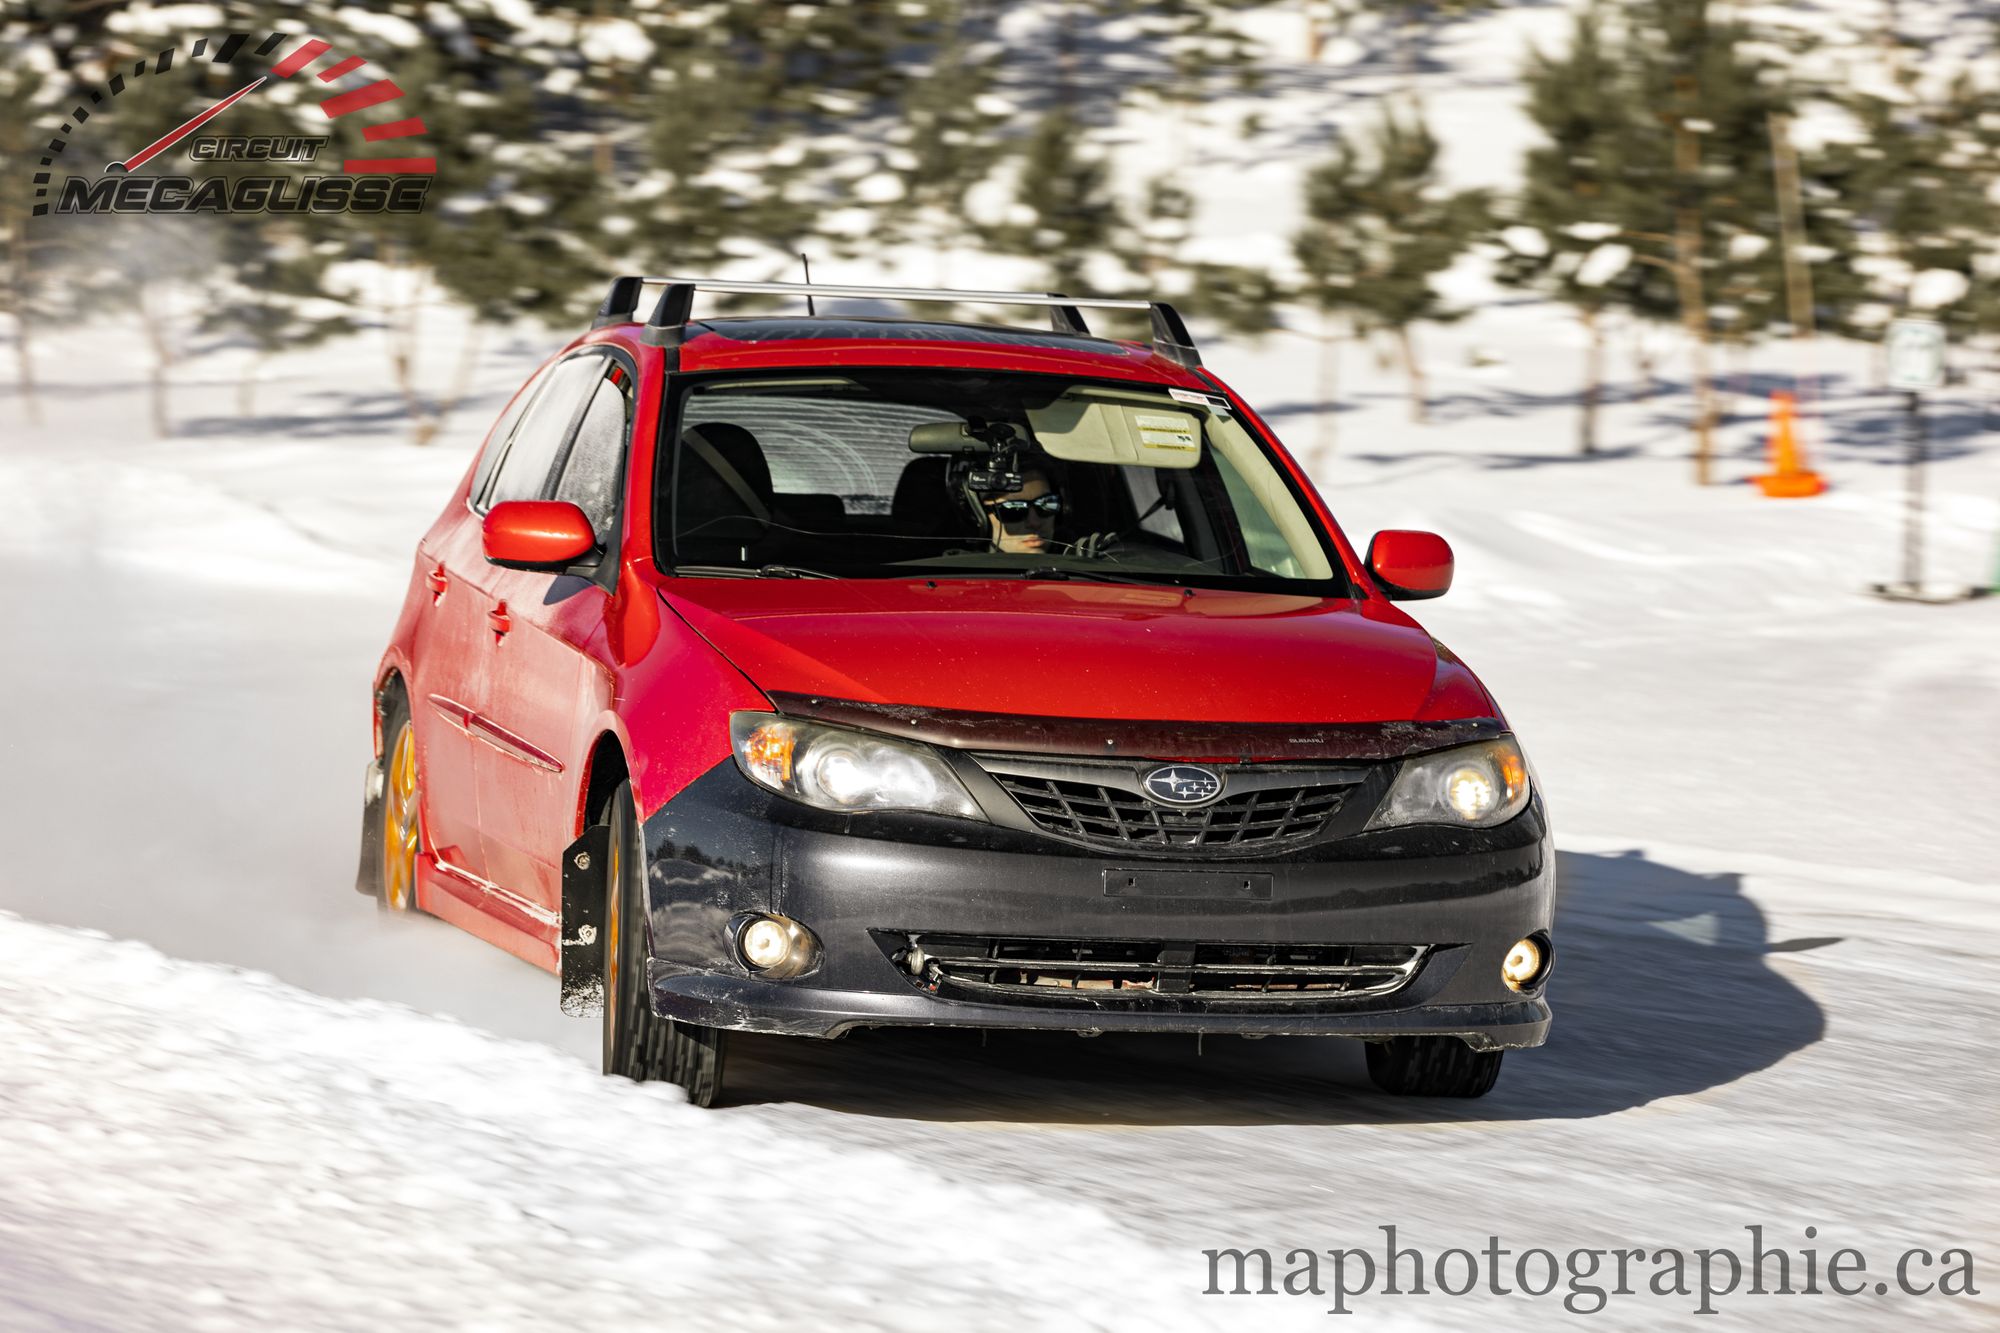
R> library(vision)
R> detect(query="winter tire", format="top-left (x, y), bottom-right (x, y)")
top-left (602, 779), bottom-right (728, 1106)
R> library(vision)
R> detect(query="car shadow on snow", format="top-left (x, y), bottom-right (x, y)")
top-left (722, 849), bottom-right (1826, 1125)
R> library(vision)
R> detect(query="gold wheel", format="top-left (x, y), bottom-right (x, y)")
top-left (382, 718), bottom-right (422, 912)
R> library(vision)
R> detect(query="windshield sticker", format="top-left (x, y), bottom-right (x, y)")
top-left (1134, 412), bottom-right (1199, 452)
top-left (1167, 387), bottom-right (1227, 411)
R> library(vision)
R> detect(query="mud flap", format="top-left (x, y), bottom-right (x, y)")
top-left (354, 758), bottom-right (386, 898)
top-left (560, 822), bottom-right (611, 1016)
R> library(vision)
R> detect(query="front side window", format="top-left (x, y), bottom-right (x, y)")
top-left (483, 354), bottom-right (602, 508)
top-left (658, 370), bottom-right (1348, 592)
top-left (553, 368), bottom-right (632, 542)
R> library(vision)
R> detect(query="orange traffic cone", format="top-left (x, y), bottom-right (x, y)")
top-left (1755, 390), bottom-right (1827, 497)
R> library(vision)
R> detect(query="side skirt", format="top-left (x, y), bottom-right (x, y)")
top-left (416, 855), bottom-right (559, 973)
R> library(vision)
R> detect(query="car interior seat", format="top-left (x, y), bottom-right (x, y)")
top-left (676, 422), bottom-right (778, 553)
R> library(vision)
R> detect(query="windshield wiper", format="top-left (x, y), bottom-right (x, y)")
top-left (1021, 566), bottom-right (1183, 586)
top-left (674, 563), bottom-right (838, 579)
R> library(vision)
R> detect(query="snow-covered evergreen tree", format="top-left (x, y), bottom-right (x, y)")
top-left (1292, 106), bottom-right (1488, 423)
top-left (1002, 107), bottom-right (1126, 300)
top-left (1502, 4), bottom-right (1671, 453)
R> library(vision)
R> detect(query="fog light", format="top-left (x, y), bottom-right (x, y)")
top-left (1501, 936), bottom-right (1547, 991)
top-left (732, 913), bottom-right (820, 980)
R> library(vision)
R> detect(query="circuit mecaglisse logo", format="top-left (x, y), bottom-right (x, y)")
top-left (34, 31), bottom-right (435, 218)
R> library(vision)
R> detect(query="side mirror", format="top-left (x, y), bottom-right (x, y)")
top-left (1367, 529), bottom-right (1453, 600)
top-left (483, 500), bottom-right (598, 569)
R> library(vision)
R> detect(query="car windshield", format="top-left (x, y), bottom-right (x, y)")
top-left (659, 369), bottom-right (1350, 592)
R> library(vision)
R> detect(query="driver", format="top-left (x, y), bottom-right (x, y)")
top-left (981, 467), bottom-right (1062, 555)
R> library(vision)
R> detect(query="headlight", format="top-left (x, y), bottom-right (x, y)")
top-left (1367, 736), bottom-right (1532, 830)
top-left (729, 712), bottom-right (983, 819)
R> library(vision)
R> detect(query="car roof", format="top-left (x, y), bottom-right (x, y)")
top-left (642, 316), bottom-right (1212, 387)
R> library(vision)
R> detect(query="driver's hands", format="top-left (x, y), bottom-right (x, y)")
top-left (1072, 530), bottom-right (1121, 560)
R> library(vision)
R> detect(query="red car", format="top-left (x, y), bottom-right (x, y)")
top-left (356, 277), bottom-right (1553, 1107)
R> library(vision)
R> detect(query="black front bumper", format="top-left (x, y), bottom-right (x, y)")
top-left (641, 761), bottom-right (1555, 1048)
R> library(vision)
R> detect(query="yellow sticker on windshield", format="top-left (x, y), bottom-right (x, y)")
top-left (1133, 412), bottom-right (1198, 452)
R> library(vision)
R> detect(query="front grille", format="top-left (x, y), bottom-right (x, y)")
top-left (885, 932), bottom-right (1427, 1004)
top-left (974, 755), bottom-right (1362, 852)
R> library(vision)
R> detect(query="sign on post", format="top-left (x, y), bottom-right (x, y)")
top-left (1872, 317), bottom-right (1980, 602)
top-left (1886, 318), bottom-right (1946, 392)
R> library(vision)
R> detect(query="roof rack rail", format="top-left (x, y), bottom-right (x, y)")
top-left (592, 275), bottom-right (1201, 368)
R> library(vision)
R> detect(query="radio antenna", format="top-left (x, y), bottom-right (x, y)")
top-left (799, 253), bottom-right (816, 316)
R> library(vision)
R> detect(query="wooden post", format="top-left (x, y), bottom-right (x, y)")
top-left (1672, 101), bottom-right (1716, 485)
top-left (1769, 112), bottom-right (1821, 427)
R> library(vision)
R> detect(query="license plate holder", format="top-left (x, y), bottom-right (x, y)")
top-left (1102, 869), bottom-right (1273, 900)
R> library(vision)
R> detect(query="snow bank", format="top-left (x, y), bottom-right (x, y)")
top-left (0, 911), bottom-right (1223, 1333)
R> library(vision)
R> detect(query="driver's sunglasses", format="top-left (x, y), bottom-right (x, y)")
top-left (984, 493), bottom-right (1063, 521)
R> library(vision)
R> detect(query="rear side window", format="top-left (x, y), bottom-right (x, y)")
top-left (553, 368), bottom-right (632, 542)
top-left (484, 355), bottom-right (602, 507)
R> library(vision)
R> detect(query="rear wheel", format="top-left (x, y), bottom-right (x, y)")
top-left (1364, 1035), bottom-right (1503, 1098)
top-left (379, 696), bottom-right (423, 914)
top-left (602, 780), bottom-right (728, 1106)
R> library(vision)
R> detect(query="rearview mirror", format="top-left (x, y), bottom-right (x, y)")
top-left (1367, 530), bottom-right (1453, 600)
top-left (483, 500), bottom-right (598, 569)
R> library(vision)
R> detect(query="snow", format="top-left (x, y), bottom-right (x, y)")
top-left (1573, 242), bottom-right (1632, 287)
top-left (103, 4), bottom-right (225, 34)
top-left (1909, 268), bottom-right (1971, 310)
top-left (577, 17), bottom-right (653, 65)
top-left (335, 8), bottom-right (425, 50)
top-left (852, 172), bottom-right (906, 204)
top-left (0, 911), bottom-right (1226, 1333)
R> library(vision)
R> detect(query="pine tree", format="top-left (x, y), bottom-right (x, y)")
top-left (1002, 108), bottom-right (1125, 298)
top-left (1515, 0), bottom-right (1860, 481)
top-left (881, 8), bottom-right (1011, 288)
top-left (0, 16), bottom-right (63, 425)
top-left (1827, 73), bottom-right (2000, 344)
top-left (334, 10), bottom-right (610, 443)
top-left (1292, 107), bottom-right (1488, 423)
top-left (1502, 4), bottom-right (1673, 453)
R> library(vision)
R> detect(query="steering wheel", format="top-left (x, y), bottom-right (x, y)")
top-left (1071, 530), bottom-right (1123, 560)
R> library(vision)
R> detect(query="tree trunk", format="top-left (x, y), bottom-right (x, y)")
top-left (0, 119), bottom-right (39, 425)
top-left (380, 243), bottom-right (440, 445)
top-left (137, 279), bottom-right (174, 438)
top-left (1395, 324), bottom-right (1428, 424)
top-left (239, 352), bottom-right (264, 417)
top-left (1580, 305), bottom-right (1603, 455)
top-left (1633, 331), bottom-right (1659, 400)
top-left (1672, 110), bottom-right (1715, 484)
top-left (425, 322), bottom-right (486, 447)
top-left (11, 309), bottom-right (41, 427)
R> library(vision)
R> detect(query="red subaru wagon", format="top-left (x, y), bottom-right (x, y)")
top-left (355, 277), bottom-right (1553, 1107)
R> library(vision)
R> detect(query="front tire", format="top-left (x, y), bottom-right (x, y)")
top-left (602, 780), bottom-right (728, 1106)
top-left (1364, 1036), bottom-right (1503, 1098)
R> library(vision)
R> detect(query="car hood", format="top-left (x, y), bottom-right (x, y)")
top-left (660, 579), bottom-right (1491, 725)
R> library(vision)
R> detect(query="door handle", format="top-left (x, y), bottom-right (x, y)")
top-left (488, 602), bottom-right (511, 638)
top-left (427, 564), bottom-right (449, 599)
